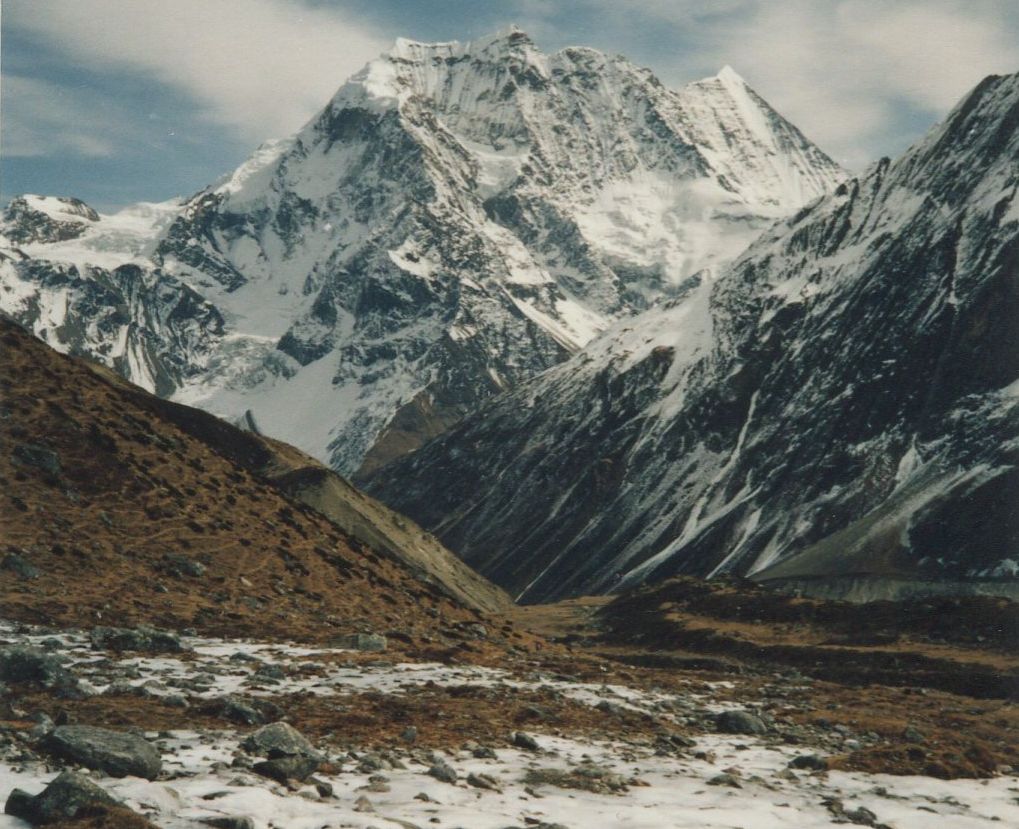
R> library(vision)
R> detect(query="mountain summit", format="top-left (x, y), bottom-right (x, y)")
top-left (1, 31), bottom-right (844, 474)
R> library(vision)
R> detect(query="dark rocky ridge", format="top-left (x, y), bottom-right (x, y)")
top-left (365, 72), bottom-right (1019, 602)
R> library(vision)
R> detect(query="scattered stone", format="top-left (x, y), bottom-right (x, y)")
top-left (311, 778), bottom-right (334, 799)
top-left (902, 725), bottom-right (925, 743)
top-left (159, 553), bottom-right (207, 578)
top-left (330, 633), bottom-right (388, 652)
top-left (5, 771), bottom-right (120, 824)
top-left (524, 766), bottom-right (630, 795)
top-left (0, 647), bottom-right (80, 697)
top-left (715, 710), bottom-right (769, 735)
top-left (200, 695), bottom-right (281, 726)
top-left (201, 818), bottom-right (255, 829)
top-left (90, 626), bottom-right (185, 654)
top-left (472, 745), bottom-right (498, 759)
top-left (363, 774), bottom-right (391, 793)
top-left (789, 754), bottom-right (829, 771)
top-left (353, 795), bottom-right (374, 813)
top-left (242, 722), bottom-right (322, 783)
top-left (1, 552), bottom-right (40, 580)
top-left (467, 772), bottom-right (502, 791)
top-left (512, 731), bottom-right (541, 751)
top-left (45, 725), bottom-right (162, 780)
top-left (12, 443), bottom-right (62, 478)
top-left (428, 761), bottom-right (458, 784)
top-left (707, 773), bottom-right (743, 788)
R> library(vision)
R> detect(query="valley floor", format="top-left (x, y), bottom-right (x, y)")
top-left (2, 610), bottom-right (1018, 829)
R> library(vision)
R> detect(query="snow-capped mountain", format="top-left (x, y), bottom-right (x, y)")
top-left (1, 28), bottom-right (843, 475)
top-left (365, 71), bottom-right (1019, 602)
top-left (0, 196), bottom-right (223, 395)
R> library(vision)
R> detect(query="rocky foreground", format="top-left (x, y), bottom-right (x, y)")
top-left (2, 618), bottom-right (1018, 829)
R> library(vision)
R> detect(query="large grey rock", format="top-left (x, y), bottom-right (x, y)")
top-left (242, 722), bottom-right (322, 783)
top-left (45, 725), bottom-right (162, 779)
top-left (0, 647), bottom-right (80, 696)
top-left (715, 710), bottom-right (769, 736)
top-left (5, 771), bottom-right (120, 824)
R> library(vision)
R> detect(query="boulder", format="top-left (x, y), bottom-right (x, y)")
top-left (0, 647), bottom-right (80, 696)
top-left (241, 722), bottom-right (322, 783)
top-left (427, 761), bottom-right (457, 784)
top-left (715, 710), bottom-right (769, 735)
top-left (45, 725), bottom-right (162, 779)
top-left (789, 753), bottom-right (829, 771)
top-left (5, 771), bottom-right (120, 824)
top-left (512, 731), bottom-right (541, 751)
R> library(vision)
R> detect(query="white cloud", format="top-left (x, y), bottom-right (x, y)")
top-left (6, 0), bottom-right (389, 142)
top-left (722, 1), bottom-right (1019, 166)
top-left (610, 0), bottom-right (1019, 168)
top-left (1, 75), bottom-right (118, 158)
top-left (5, 0), bottom-right (1017, 173)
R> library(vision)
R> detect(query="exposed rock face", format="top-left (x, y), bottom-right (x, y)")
top-left (2, 196), bottom-right (100, 244)
top-left (1, 29), bottom-right (843, 475)
top-left (0, 249), bottom-right (224, 398)
top-left (365, 72), bottom-right (1019, 601)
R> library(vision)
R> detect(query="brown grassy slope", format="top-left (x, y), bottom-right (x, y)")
top-left (595, 577), bottom-right (1019, 698)
top-left (0, 317), bottom-right (513, 652)
top-left (256, 436), bottom-right (511, 614)
top-left (79, 362), bottom-right (511, 615)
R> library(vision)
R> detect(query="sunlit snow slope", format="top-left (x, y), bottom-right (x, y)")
top-left (1, 28), bottom-right (843, 474)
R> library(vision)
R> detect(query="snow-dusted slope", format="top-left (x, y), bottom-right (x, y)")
top-left (1, 29), bottom-right (843, 474)
top-left (365, 72), bottom-right (1019, 601)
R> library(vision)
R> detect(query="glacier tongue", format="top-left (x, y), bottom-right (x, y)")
top-left (1, 29), bottom-right (845, 475)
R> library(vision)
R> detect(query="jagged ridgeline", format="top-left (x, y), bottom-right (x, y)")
top-left (365, 72), bottom-right (1019, 602)
top-left (0, 27), bottom-right (843, 476)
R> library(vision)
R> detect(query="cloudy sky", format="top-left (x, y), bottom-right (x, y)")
top-left (3, 0), bottom-right (1017, 211)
